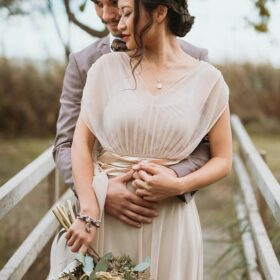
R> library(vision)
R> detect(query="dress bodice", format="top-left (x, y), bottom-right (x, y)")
top-left (81, 52), bottom-right (229, 160)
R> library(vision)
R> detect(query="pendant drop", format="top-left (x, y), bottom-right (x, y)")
top-left (156, 81), bottom-right (162, 90)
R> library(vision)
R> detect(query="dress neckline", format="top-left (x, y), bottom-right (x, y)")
top-left (118, 52), bottom-right (205, 99)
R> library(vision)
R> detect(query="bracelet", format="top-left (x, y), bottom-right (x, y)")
top-left (76, 213), bottom-right (101, 233)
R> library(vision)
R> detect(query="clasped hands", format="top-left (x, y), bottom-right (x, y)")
top-left (132, 162), bottom-right (181, 201)
top-left (104, 161), bottom-right (183, 228)
top-left (66, 162), bottom-right (183, 253)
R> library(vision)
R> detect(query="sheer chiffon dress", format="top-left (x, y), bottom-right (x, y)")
top-left (49, 52), bottom-right (229, 280)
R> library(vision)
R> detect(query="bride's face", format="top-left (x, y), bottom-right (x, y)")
top-left (118, 0), bottom-right (151, 50)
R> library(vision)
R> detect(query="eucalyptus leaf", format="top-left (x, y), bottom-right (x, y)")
top-left (89, 271), bottom-right (98, 280)
top-left (101, 252), bottom-right (113, 261)
top-left (94, 258), bottom-right (109, 272)
top-left (76, 252), bottom-right (86, 265)
top-left (83, 255), bottom-right (94, 275)
top-left (133, 256), bottom-right (151, 272)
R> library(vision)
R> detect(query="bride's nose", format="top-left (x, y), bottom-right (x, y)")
top-left (117, 17), bottom-right (126, 31)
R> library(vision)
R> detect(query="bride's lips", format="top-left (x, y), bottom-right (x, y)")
top-left (122, 34), bottom-right (130, 42)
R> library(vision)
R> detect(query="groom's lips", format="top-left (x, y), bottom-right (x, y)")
top-left (107, 22), bottom-right (119, 30)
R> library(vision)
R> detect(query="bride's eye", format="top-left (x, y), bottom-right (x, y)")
top-left (124, 12), bottom-right (131, 17)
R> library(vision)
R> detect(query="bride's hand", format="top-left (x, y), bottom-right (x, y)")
top-left (132, 162), bottom-right (182, 201)
top-left (65, 218), bottom-right (97, 254)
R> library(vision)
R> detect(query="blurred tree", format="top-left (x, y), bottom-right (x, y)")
top-left (0, 0), bottom-right (276, 58)
top-left (0, 0), bottom-right (275, 33)
top-left (63, 0), bottom-right (108, 37)
top-left (0, 0), bottom-right (108, 60)
top-left (249, 0), bottom-right (273, 32)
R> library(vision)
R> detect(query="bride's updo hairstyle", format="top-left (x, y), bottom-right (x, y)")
top-left (130, 0), bottom-right (194, 74)
top-left (134, 0), bottom-right (194, 43)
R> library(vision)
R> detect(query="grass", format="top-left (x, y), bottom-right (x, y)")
top-left (0, 137), bottom-right (53, 185)
top-left (196, 128), bottom-right (280, 279)
top-left (0, 130), bottom-right (279, 279)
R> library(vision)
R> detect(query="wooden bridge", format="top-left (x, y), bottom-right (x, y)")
top-left (0, 115), bottom-right (279, 279)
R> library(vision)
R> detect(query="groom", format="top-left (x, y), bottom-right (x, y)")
top-left (53, 0), bottom-right (210, 228)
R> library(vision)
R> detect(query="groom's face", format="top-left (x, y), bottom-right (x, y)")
top-left (92, 0), bottom-right (122, 37)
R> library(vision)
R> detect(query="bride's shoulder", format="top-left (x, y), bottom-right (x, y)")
top-left (198, 61), bottom-right (224, 81)
top-left (97, 52), bottom-right (127, 65)
top-left (89, 52), bottom-right (128, 73)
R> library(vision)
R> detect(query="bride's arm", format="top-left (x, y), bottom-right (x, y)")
top-left (133, 106), bottom-right (232, 200)
top-left (65, 115), bottom-right (99, 254)
top-left (177, 106), bottom-right (232, 194)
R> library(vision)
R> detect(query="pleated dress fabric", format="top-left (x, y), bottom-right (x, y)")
top-left (49, 52), bottom-right (229, 280)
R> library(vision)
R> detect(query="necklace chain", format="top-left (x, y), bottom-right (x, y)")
top-left (142, 61), bottom-right (170, 90)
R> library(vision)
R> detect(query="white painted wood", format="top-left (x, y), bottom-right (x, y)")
top-left (233, 154), bottom-right (280, 279)
top-left (0, 189), bottom-right (75, 280)
top-left (231, 115), bottom-right (280, 224)
top-left (0, 146), bottom-right (55, 219)
top-left (55, 169), bottom-right (60, 202)
top-left (234, 193), bottom-right (262, 280)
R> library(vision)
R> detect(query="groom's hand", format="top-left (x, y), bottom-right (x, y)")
top-left (104, 171), bottom-right (158, 228)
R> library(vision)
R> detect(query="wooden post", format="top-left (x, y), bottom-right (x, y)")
top-left (258, 150), bottom-right (268, 227)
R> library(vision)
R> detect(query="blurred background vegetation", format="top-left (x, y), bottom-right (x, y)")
top-left (0, 58), bottom-right (279, 137)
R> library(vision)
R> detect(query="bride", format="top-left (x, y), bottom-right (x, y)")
top-left (50, 0), bottom-right (232, 278)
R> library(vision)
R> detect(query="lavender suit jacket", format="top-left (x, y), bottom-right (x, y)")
top-left (53, 36), bottom-right (210, 202)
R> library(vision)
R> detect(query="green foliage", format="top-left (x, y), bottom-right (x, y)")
top-left (94, 256), bottom-right (109, 273)
top-left (60, 253), bottom-right (151, 280)
top-left (84, 256), bottom-right (94, 276)
top-left (133, 257), bottom-right (151, 272)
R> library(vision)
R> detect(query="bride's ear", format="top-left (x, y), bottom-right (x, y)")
top-left (153, 5), bottom-right (168, 23)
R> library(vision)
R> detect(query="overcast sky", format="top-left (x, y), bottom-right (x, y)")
top-left (0, 0), bottom-right (279, 67)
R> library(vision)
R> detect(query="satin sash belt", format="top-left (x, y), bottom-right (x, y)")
top-left (97, 150), bottom-right (181, 177)
top-left (92, 150), bottom-right (181, 220)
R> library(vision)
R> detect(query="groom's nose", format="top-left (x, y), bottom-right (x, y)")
top-left (102, 5), bottom-right (119, 23)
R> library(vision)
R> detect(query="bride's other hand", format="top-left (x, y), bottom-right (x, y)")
top-left (65, 218), bottom-right (97, 254)
top-left (132, 163), bottom-right (180, 201)
top-left (105, 170), bottom-right (158, 228)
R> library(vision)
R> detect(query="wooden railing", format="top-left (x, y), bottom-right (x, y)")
top-left (231, 115), bottom-right (280, 280)
top-left (0, 116), bottom-right (279, 279)
top-left (0, 147), bottom-right (75, 280)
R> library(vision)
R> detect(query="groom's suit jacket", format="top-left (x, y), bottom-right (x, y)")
top-left (53, 35), bottom-right (210, 202)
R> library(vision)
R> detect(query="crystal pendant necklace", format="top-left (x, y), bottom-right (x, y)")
top-left (142, 60), bottom-right (164, 90)
top-left (156, 79), bottom-right (163, 90)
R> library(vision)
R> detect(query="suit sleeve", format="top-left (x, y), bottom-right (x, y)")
top-left (200, 48), bottom-right (209, 62)
top-left (52, 53), bottom-right (84, 191)
top-left (171, 142), bottom-right (210, 178)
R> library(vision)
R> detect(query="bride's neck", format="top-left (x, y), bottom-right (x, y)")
top-left (143, 35), bottom-right (184, 68)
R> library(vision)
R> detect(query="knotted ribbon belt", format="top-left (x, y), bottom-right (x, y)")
top-left (93, 150), bottom-right (181, 218)
top-left (97, 150), bottom-right (181, 177)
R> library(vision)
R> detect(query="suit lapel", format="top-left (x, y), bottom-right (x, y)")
top-left (99, 36), bottom-right (111, 55)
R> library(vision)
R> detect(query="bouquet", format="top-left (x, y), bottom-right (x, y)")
top-left (52, 201), bottom-right (151, 280)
